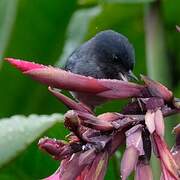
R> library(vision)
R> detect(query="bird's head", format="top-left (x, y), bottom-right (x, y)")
top-left (92, 30), bottom-right (137, 81)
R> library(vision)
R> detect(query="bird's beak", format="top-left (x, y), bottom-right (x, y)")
top-left (127, 70), bottom-right (138, 81)
top-left (119, 72), bottom-right (128, 82)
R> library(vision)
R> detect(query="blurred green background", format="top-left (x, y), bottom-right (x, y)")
top-left (0, 0), bottom-right (179, 179)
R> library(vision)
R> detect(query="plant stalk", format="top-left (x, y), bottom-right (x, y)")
top-left (144, 1), bottom-right (172, 178)
top-left (144, 1), bottom-right (171, 86)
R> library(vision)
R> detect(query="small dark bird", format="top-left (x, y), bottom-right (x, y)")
top-left (64, 30), bottom-right (137, 108)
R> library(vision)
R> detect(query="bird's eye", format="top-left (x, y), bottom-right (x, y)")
top-left (112, 54), bottom-right (118, 60)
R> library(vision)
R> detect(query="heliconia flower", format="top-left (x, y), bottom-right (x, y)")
top-left (5, 57), bottom-right (180, 180)
top-left (37, 108), bottom-right (131, 179)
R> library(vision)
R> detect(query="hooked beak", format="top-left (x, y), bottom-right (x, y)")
top-left (127, 70), bottom-right (138, 81)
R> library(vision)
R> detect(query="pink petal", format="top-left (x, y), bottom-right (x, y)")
top-left (160, 161), bottom-right (177, 180)
top-left (126, 125), bottom-right (144, 155)
top-left (120, 146), bottom-right (139, 180)
top-left (135, 162), bottom-right (153, 180)
top-left (145, 110), bottom-right (155, 134)
top-left (154, 109), bottom-right (165, 137)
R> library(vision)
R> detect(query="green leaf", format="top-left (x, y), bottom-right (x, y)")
top-left (57, 6), bottom-right (101, 67)
top-left (0, 0), bottom-right (18, 63)
top-left (0, 0), bottom-right (77, 117)
top-left (0, 113), bottom-right (63, 168)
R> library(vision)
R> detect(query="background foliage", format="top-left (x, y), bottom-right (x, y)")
top-left (0, 0), bottom-right (179, 179)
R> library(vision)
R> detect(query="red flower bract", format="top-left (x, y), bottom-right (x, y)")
top-left (5, 58), bottom-right (144, 99)
top-left (6, 58), bottom-right (180, 180)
